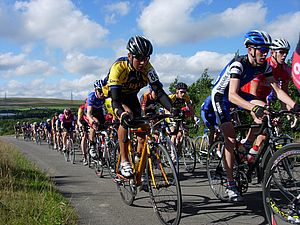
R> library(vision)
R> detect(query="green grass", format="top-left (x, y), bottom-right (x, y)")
top-left (0, 97), bottom-right (82, 110)
top-left (0, 140), bottom-right (77, 225)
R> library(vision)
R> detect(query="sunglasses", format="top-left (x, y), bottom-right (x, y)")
top-left (254, 46), bottom-right (269, 54)
top-left (133, 54), bottom-right (150, 62)
top-left (277, 50), bottom-right (289, 55)
top-left (179, 90), bottom-right (187, 94)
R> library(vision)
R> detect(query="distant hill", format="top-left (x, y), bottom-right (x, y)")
top-left (0, 97), bottom-right (82, 110)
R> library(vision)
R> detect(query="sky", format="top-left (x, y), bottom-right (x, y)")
top-left (0, 0), bottom-right (299, 100)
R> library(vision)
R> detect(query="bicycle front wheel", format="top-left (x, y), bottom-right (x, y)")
top-left (181, 136), bottom-right (196, 173)
top-left (263, 143), bottom-right (300, 225)
top-left (147, 143), bottom-right (182, 225)
top-left (206, 140), bottom-right (228, 201)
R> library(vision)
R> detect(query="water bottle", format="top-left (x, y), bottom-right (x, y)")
top-left (247, 145), bottom-right (259, 163)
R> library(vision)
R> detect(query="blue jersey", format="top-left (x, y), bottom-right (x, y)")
top-left (86, 92), bottom-right (105, 112)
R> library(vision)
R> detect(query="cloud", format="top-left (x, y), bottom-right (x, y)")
top-left (0, 52), bottom-right (56, 77)
top-left (63, 53), bottom-right (112, 76)
top-left (104, 1), bottom-right (130, 24)
top-left (152, 51), bottom-right (234, 85)
top-left (138, 1), bottom-right (266, 45)
top-left (0, 0), bottom-right (109, 51)
top-left (267, 11), bottom-right (300, 46)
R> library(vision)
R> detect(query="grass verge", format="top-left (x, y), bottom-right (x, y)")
top-left (0, 140), bottom-right (77, 225)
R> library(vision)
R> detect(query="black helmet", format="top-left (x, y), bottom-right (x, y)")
top-left (127, 35), bottom-right (153, 57)
top-left (176, 82), bottom-right (188, 90)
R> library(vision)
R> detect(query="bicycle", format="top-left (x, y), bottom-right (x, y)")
top-left (207, 109), bottom-right (295, 202)
top-left (193, 128), bottom-right (210, 165)
top-left (262, 113), bottom-right (300, 224)
top-left (64, 130), bottom-right (74, 163)
top-left (114, 114), bottom-right (182, 225)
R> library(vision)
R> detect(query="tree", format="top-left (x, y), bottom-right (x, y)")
top-left (169, 77), bottom-right (178, 94)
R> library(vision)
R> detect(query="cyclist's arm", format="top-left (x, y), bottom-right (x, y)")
top-left (268, 76), bottom-right (295, 109)
top-left (110, 87), bottom-right (125, 117)
top-left (151, 81), bottom-right (172, 111)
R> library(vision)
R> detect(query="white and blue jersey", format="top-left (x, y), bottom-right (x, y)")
top-left (211, 55), bottom-right (272, 124)
top-left (86, 92), bottom-right (105, 112)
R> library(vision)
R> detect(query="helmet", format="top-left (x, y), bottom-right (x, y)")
top-left (94, 79), bottom-right (104, 90)
top-left (127, 35), bottom-right (153, 57)
top-left (270, 38), bottom-right (290, 51)
top-left (244, 30), bottom-right (272, 47)
top-left (46, 119), bottom-right (51, 122)
top-left (176, 82), bottom-right (188, 90)
top-left (64, 108), bottom-right (71, 115)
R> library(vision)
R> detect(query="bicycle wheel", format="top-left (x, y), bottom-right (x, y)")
top-left (147, 143), bottom-right (182, 225)
top-left (94, 144), bottom-right (104, 178)
top-left (194, 135), bottom-right (209, 165)
top-left (206, 140), bottom-right (228, 201)
top-left (161, 137), bottom-right (179, 174)
top-left (105, 141), bottom-right (118, 178)
top-left (181, 136), bottom-right (196, 173)
top-left (115, 150), bottom-right (136, 205)
top-left (70, 140), bottom-right (75, 164)
top-left (263, 143), bottom-right (300, 225)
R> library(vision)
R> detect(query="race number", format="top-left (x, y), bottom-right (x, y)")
top-left (148, 68), bottom-right (159, 83)
top-left (292, 50), bottom-right (300, 90)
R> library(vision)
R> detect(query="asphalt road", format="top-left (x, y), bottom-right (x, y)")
top-left (1, 135), bottom-right (270, 225)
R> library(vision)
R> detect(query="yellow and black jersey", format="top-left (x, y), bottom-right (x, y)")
top-left (168, 93), bottom-right (191, 109)
top-left (103, 57), bottom-right (160, 95)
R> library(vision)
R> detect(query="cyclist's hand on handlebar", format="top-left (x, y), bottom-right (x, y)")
top-left (120, 112), bottom-right (133, 128)
top-left (92, 120), bottom-right (99, 129)
top-left (251, 105), bottom-right (267, 120)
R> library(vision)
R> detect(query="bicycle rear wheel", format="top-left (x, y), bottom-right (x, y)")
top-left (263, 143), bottom-right (300, 225)
top-left (147, 143), bottom-right (182, 225)
top-left (181, 136), bottom-right (196, 173)
top-left (206, 140), bottom-right (228, 201)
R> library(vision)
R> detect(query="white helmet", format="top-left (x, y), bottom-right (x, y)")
top-left (271, 38), bottom-right (290, 51)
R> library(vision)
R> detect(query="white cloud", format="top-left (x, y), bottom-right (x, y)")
top-left (152, 51), bottom-right (234, 85)
top-left (6, 0), bottom-right (109, 51)
top-left (138, 1), bottom-right (266, 45)
top-left (63, 53), bottom-right (112, 76)
top-left (267, 12), bottom-right (300, 46)
top-left (104, 1), bottom-right (130, 24)
top-left (0, 52), bottom-right (56, 77)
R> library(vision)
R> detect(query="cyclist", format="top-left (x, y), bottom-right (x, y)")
top-left (14, 121), bottom-right (21, 138)
top-left (61, 108), bottom-right (76, 155)
top-left (211, 30), bottom-right (299, 202)
top-left (44, 119), bottom-right (52, 145)
top-left (168, 82), bottom-right (199, 150)
top-left (77, 100), bottom-right (89, 165)
top-left (292, 33), bottom-right (300, 91)
top-left (200, 95), bottom-right (219, 145)
top-left (85, 80), bottom-right (106, 159)
top-left (104, 35), bottom-right (174, 178)
top-left (140, 87), bottom-right (158, 116)
top-left (51, 112), bottom-right (59, 150)
top-left (245, 38), bottom-right (292, 153)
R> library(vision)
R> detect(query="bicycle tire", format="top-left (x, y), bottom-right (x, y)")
top-left (94, 144), bottom-right (104, 178)
top-left (206, 140), bottom-right (228, 201)
top-left (263, 143), bottom-right (300, 225)
top-left (181, 136), bottom-right (196, 173)
top-left (147, 143), bottom-right (182, 225)
top-left (70, 139), bottom-right (75, 164)
top-left (106, 141), bottom-right (118, 178)
top-left (194, 135), bottom-right (209, 165)
top-left (161, 136), bottom-right (179, 174)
